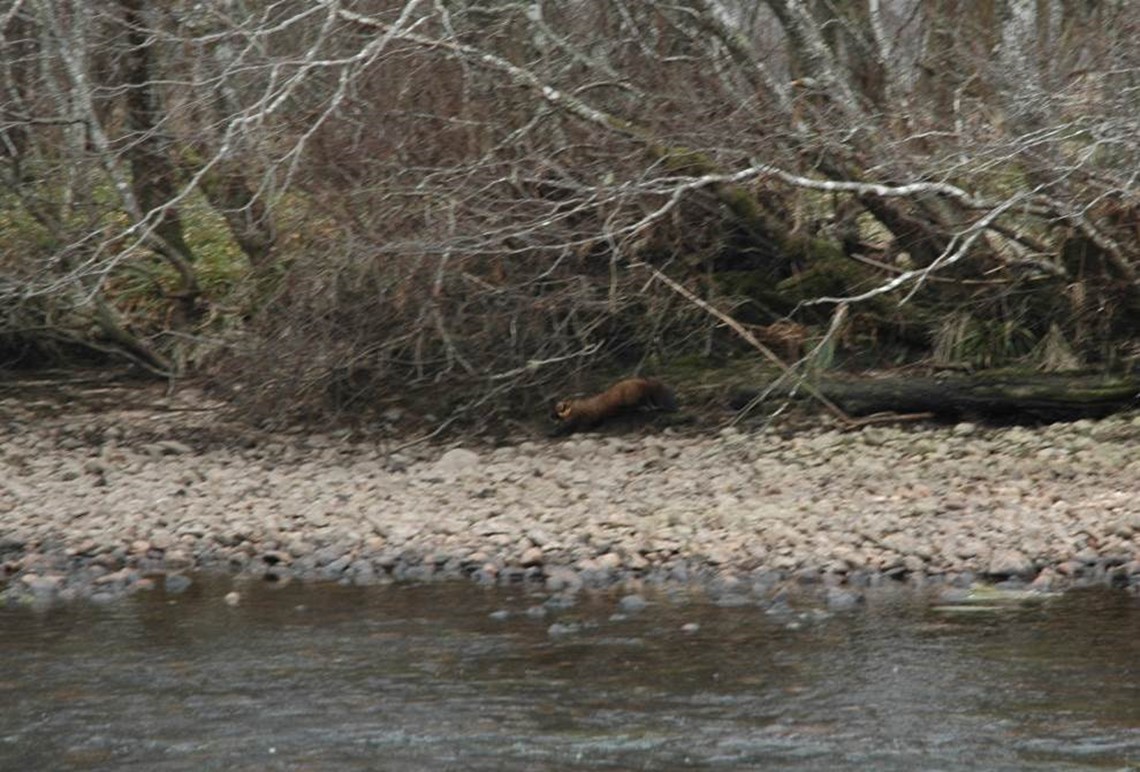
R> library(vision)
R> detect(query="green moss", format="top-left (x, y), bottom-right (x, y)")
top-left (803, 237), bottom-right (845, 262)
top-left (713, 270), bottom-right (773, 298)
top-left (776, 254), bottom-right (877, 304)
top-left (661, 353), bottom-right (719, 376)
top-left (0, 201), bottom-right (55, 260)
top-left (658, 145), bottom-right (713, 175)
top-left (180, 198), bottom-right (248, 290)
top-left (105, 193), bottom-right (247, 302)
top-left (717, 184), bottom-right (762, 221)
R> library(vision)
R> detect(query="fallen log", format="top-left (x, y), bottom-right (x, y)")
top-left (732, 372), bottom-right (1140, 422)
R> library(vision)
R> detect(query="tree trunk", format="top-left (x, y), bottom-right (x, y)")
top-left (120, 0), bottom-right (200, 313)
top-left (734, 372), bottom-right (1140, 421)
top-left (193, 27), bottom-right (276, 269)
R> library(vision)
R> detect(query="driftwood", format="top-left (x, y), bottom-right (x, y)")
top-left (732, 372), bottom-right (1140, 422)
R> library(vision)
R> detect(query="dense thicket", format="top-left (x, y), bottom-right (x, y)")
top-left (2, 1), bottom-right (1138, 423)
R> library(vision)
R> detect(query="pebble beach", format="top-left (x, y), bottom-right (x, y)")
top-left (3, 379), bottom-right (1140, 607)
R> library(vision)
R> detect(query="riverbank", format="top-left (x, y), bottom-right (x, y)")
top-left (3, 378), bottom-right (1140, 607)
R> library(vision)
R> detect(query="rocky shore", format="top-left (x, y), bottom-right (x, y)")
top-left (3, 379), bottom-right (1140, 608)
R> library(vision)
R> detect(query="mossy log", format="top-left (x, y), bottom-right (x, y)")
top-left (734, 372), bottom-right (1140, 421)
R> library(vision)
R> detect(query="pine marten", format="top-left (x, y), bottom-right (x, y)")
top-left (549, 377), bottom-right (677, 435)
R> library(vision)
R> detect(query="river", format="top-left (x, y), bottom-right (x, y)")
top-left (2, 579), bottom-right (1138, 770)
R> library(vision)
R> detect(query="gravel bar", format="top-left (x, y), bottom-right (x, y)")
top-left (3, 382), bottom-right (1140, 607)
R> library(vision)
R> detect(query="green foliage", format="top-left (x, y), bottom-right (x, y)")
top-left (712, 270), bottom-right (788, 317)
top-left (931, 311), bottom-right (1038, 369)
top-left (181, 199), bottom-right (250, 291)
top-left (0, 203), bottom-right (51, 269)
top-left (657, 145), bottom-right (712, 175)
top-left (776, 254), bottom-right (878, 306)
top-left (155, 194), bottom-right (247, 290)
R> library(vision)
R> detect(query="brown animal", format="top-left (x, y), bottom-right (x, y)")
top-left (549, 377), bottom-right (677, 435)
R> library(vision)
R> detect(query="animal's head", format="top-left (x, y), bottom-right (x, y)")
top-left (550, 398), bottom-right (574, 421)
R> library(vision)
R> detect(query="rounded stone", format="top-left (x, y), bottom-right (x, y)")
top-left (617, 594), bottom-right (648, 613)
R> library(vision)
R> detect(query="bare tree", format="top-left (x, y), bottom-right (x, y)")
top-left (1, 0), bottom-right (1137, 418)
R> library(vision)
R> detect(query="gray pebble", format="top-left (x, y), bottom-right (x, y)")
top-left (617, 594), bottom-right (648, 612)
top-left (164, 574), bottom-right (193, 594)
top-left (547, 622), bottom-right (580, 636)
top-left (826, 587), bottom-right (863, 611)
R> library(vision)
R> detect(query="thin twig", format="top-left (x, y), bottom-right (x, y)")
top-left (632, 262), bottom-right (852, 424)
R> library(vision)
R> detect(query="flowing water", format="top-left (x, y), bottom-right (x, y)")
top-left (1, 578), bottom-right (1138, 771)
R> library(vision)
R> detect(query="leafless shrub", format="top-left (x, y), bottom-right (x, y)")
top-left (2, 1), bottom-right (1139, 426)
